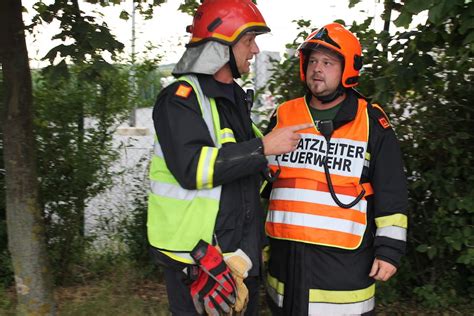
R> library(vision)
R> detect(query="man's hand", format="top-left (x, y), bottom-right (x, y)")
top-left (262, 123), bottom-right (313, 156)
top-left (369, 258), bottom-right (397, 281)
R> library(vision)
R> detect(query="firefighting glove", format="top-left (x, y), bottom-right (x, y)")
top-left (223, 249), bottom-right (253, 313)
top-left (190, 240), bottom-right (237, 315)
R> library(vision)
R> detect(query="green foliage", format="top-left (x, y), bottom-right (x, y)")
top-left (178, 0), bottom-right (258, 15)
top-left (350, 1), bottom-right (474, 308)
top-left (3, 0), bottom-right (166, 286)
top-left (32, 0), bottom-right (124, 68)
top-left (116, 155), bottom-right (154, 268)
top-left (178, 0), bottom-right (200, 15)
top-left (0, 286), bottom-right (14, 315)
top-left (266, 19), bottom-right (310, 107)
top-left (130, 46), bottom-right (164, 109)
top-left (33, 63), bottom-right (132, 284)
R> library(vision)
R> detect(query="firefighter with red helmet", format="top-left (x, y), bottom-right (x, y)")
top-left (264, 23), bottom-right (408, 315)
top-left (147, 1), bottom-right (311, 315)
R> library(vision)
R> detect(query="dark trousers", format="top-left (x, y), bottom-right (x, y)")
top-left (163, 266), bottom-right (261, 316)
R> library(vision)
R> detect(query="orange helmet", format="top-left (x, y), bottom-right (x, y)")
top-left (298, 23), bottom-right (363, 87)
top-left (186, 0), bottom-right (270, 47)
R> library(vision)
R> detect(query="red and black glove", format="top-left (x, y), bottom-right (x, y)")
top-left (190, 240), bottom-right (237, 315)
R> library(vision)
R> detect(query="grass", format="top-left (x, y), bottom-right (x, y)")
top-left (0, 261), bottom-right (472, 316)
top-left (0, 260), bottom-right (170, 316)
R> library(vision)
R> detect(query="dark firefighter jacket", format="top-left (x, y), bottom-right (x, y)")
top-left (263, 89), bottom-right (408, 315)
top-left (150, 74), bottom-right (268, 277)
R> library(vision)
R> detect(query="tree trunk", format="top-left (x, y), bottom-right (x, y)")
top-left (0, 0), bottom-right (56, 315)
top-left (382, 0), bottom-right (393, 58)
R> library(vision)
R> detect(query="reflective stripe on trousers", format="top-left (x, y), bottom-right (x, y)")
top-left (267, 273), bottom-right (375, 315)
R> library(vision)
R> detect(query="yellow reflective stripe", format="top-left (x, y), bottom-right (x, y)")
top-left (267, 273), bottom-right (284, 307)
top-left (207, 148), bottom-right (218, 188)
top-left (191, 22), bottom-right (267, 44)
top-left (309, 284), bottom-right (375, 304)
top-left (161, 249), bottom-right (234, 265)
top-left (220, 128), bottom-right (233, 135)
top-left (260, 180), bottom-right (268, 194)
top-left (196, 146), bottom-right (219, 189)
top-left (210, 98), bottom-right (221, 146)
top-left (160, 250), bottom-right (194, 264)
top-left (221, 138), bottom-right (236, 144)
top-left (220, 128), bottom-right (236, 144)
top-left (375, 213), bottom-right (408, 228)
top-left (221, 139), bottom-right (236, 144)
top-left (267, 273), bottom-right (284, 295)
top-left (252, 123), bottom-right (263, 138)
top-left (365, 152), bottom-right (371, 160)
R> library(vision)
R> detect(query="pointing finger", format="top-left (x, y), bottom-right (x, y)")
top-left (291, 133), bottom-right (301, 141)
top-left (287, 123), bottom-right (313, 132)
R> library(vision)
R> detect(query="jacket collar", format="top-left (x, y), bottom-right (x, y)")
top-left (305, 89), bottom-right (359, 129)
top-left (196, 74), bottom-right (236, 103)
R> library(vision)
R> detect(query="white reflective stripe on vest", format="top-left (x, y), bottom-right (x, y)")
top-left (221, 132), bottom-right (236, 140)
top-left (267, 210), bottom-right (366, 237)
top-left (308, 297), bottom-right (375, 315)
top-left (150, 180), bottom-right (220, 200)
top-left (376, 226), bottom-right (407, 241)
top-left (184, 75), bottom-right (218, 145)
top-left (270, 188), bottom-right (367, 213)
top-left (154, 141), bottom-right (164, 158)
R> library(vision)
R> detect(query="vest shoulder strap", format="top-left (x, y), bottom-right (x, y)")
top-left (367, 102), bottom-right (392, 130)
top-left (177, 75), bottom-right (222, 146)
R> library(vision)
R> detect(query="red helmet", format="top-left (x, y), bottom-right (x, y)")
top-left (298, 23), bottom-right (363, 88)
top-left (186, 0), bottom-right (270, 47)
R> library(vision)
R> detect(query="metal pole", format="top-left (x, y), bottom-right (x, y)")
top-left (129, 0), bottom-right (137, 127)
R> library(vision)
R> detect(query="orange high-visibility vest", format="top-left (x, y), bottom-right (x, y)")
top-left (266, 97), bottom-right (373, 249)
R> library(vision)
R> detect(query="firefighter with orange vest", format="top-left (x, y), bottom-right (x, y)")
top-left (264, 23), bottom-right (408, 315)
top-left (147, 1), bottom-right (311, 315)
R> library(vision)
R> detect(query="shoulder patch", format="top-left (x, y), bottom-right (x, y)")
top-left (175, 84), bottom-right (192, 99)
top-left (371, 103), bottom-right (391, 129)
top-left (378, 117), bottom-right (390, 129)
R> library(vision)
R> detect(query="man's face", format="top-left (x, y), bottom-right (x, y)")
top-left (305, 49), bottom-right (343, 97)
top-left (232, 33), bottom-right (260, 75)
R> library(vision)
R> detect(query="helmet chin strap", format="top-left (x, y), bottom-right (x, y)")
top-left (228, 46), bottom-right (241, 79)
top-left (313, 84), bottom-right (345, 104)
